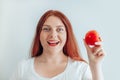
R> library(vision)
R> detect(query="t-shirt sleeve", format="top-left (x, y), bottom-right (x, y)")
top-left (9, 60), bottom-right (26, 80)
top-left (82, 65), bottom-right (92, 80)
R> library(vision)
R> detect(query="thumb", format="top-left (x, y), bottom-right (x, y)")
top-left (83, 39), bottom-right (92, 54)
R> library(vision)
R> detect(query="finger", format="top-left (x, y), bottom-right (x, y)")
top-left (98, 52), bottom-right (104, 56)
top-left (94, 48), bottom-right (106, 57)
top-left (92, 46), bottom-right (102, 54)
top-left (94, 42), bottom-right (102, 47)
top-left (83, 39), bottom-right (91, 52)
top-left (94, 49), bottom-right (103, 56)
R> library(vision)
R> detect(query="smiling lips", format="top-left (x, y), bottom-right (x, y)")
top-left (47, 40), bottom-right (60, 46)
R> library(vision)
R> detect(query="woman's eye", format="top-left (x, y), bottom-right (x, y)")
top-left (42, 28), bottom-right (50, 32)
top-left (57, 28), bottom-right (64, 32)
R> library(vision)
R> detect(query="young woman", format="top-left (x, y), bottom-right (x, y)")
top-left (10, 10), bottom-right (105, 80)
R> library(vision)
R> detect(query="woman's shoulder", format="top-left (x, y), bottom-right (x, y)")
top-left (19, 58), bottom-right (34, 65)
top-left (68, 57), bottom-right (91, 77)
top-left (17, 58), bottom-right (34, 70)
top-left (68, 57), bottom-right (89, 69)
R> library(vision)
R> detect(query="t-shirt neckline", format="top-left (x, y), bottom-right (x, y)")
top-left (31, 57), bottom-right (70, 80)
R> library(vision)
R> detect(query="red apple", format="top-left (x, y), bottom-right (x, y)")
top-left (85, 30), bottom-right (102, 45)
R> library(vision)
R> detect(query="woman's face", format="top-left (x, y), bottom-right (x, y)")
top-left (40, 16), bottom-right (67, 53)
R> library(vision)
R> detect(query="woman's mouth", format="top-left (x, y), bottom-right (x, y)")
top-left (47, 40), bottom-right (60, 46)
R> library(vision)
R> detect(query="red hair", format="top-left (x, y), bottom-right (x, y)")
top-left (31, 10), bottom-right (85, 61)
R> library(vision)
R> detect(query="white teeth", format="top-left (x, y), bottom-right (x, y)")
top-left (47, 41), bottom-right (59, 44)
top-left (49, 42), bottom-right (57, 43)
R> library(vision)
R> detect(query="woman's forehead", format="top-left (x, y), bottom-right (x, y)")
top-left (43, 16), bottom-right (65, 27)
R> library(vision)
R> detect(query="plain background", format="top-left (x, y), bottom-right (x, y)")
top-left (0, 0), bottom-right (120, 80)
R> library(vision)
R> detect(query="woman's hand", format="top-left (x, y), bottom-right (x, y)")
top-left (83, 39), bottom-right (105, 64)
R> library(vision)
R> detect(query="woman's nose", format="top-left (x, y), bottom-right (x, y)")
top-left (49, 30), bottom-right (57, 38)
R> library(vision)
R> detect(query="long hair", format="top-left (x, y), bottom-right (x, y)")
top-left (31, 10), bottom-right (85, 61)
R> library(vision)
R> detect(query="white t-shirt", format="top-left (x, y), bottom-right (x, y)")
top-left (10, 57), bottom-right (92, 80)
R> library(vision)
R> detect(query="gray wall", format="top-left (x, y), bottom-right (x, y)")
top-left (0, 0), bottom-right (120, 80)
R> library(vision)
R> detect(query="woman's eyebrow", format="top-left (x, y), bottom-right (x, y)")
top-left (43, 24), bottom-right (51, 27)
top-left (56, 25), bottom-right (65, 27)
top-left (43, 24), bottom-right (65, 28)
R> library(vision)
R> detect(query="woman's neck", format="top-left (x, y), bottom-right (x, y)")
top-left (37, 50), bottom-right (68, 64)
